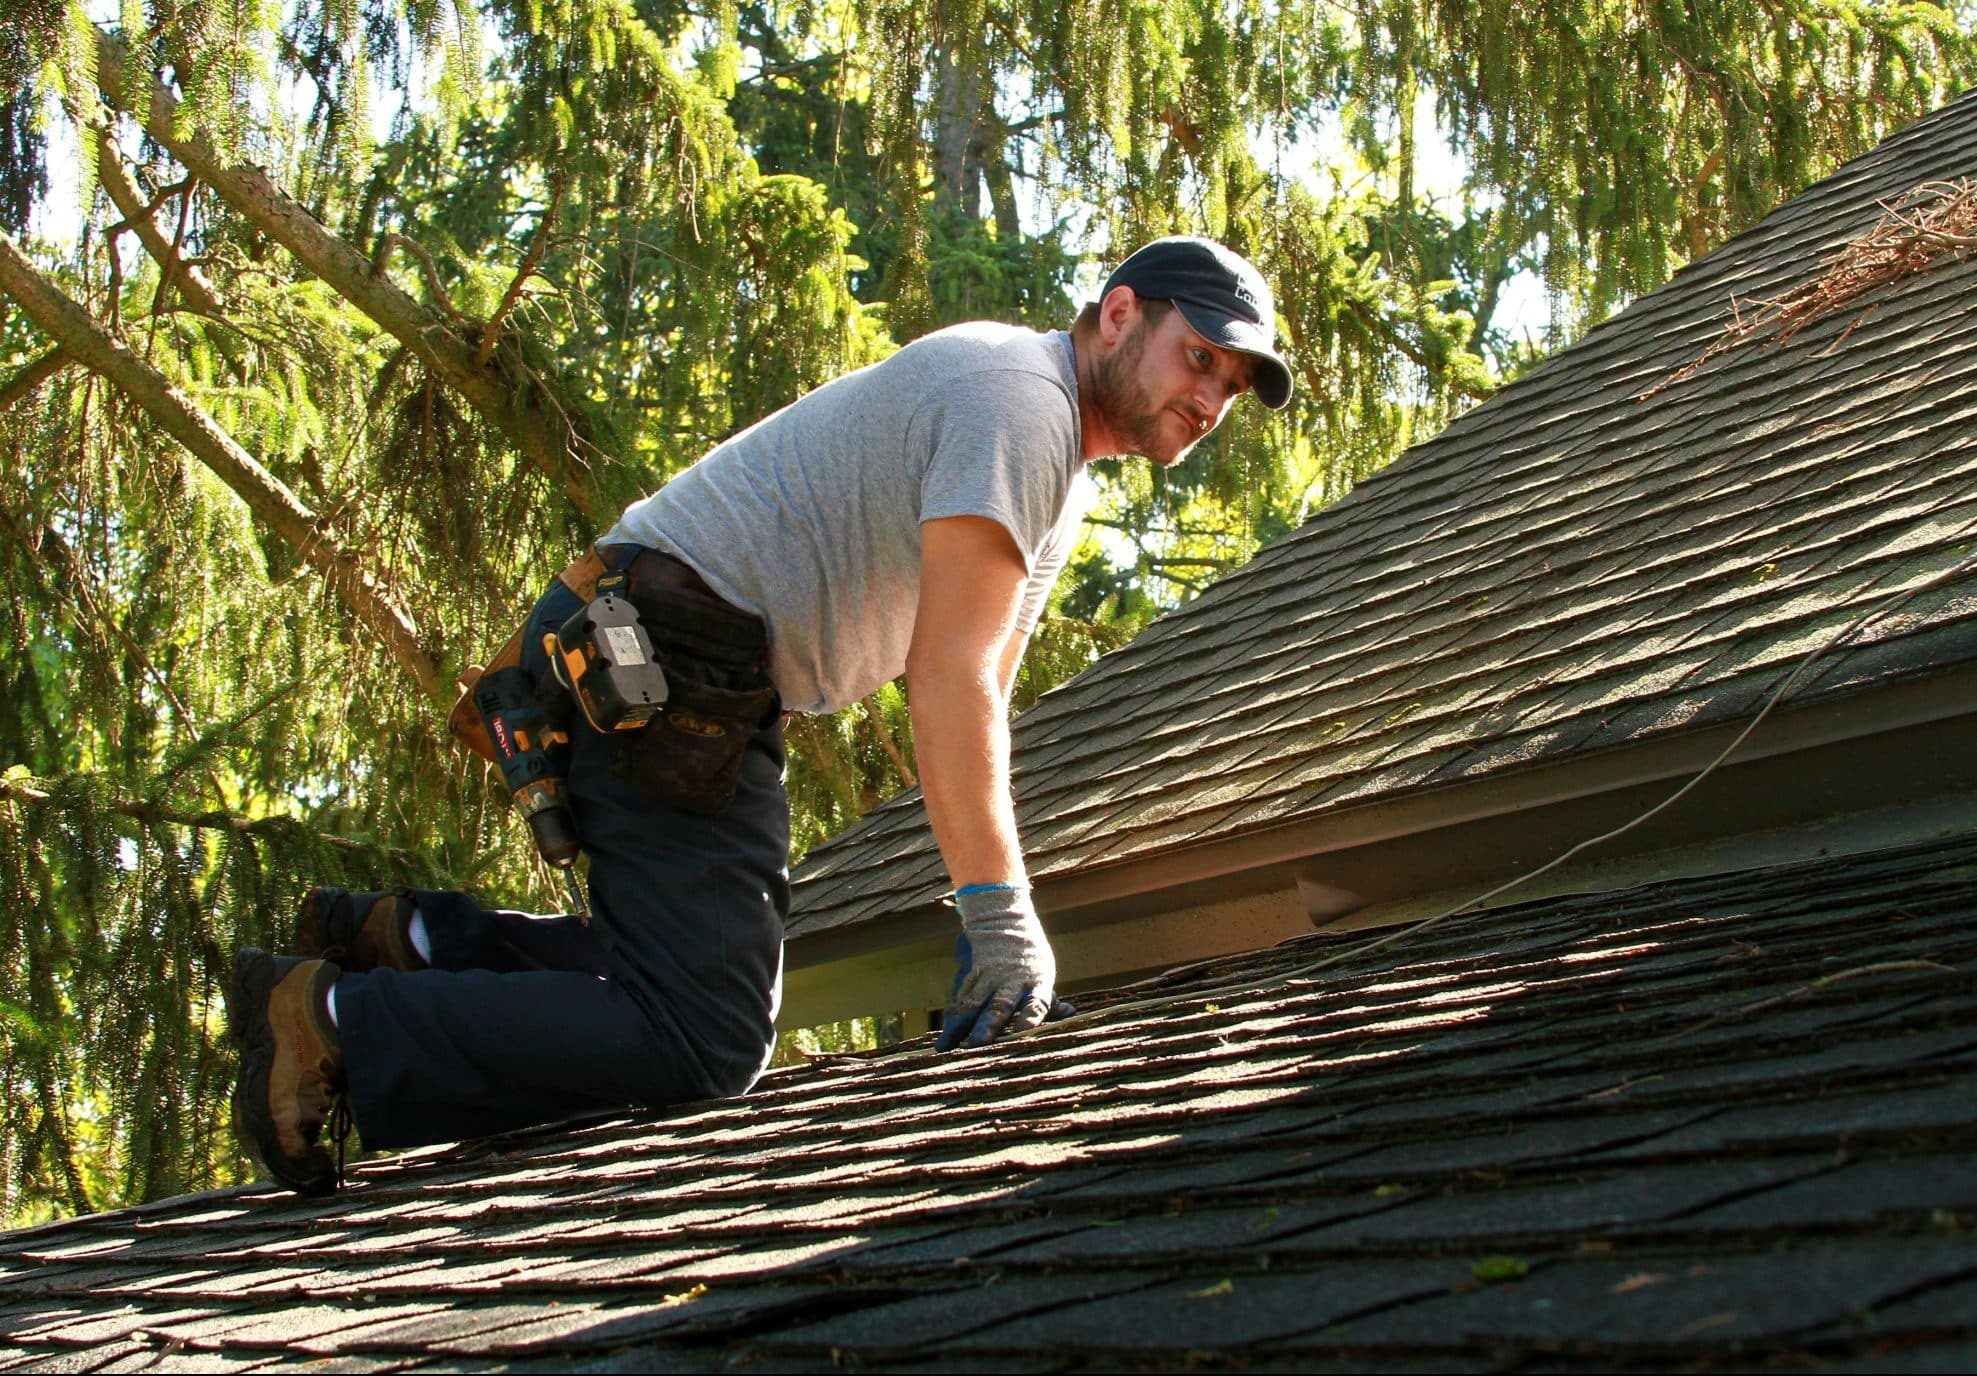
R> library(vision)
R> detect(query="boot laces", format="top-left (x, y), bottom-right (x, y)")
top-left (328, 1092), bottom-right (353, 1191)
top-left (294, 1040), bottom-right (350, 1191)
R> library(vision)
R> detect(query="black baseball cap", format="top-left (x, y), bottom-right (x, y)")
top-left (1101, 237), bottom-right (1294, 409)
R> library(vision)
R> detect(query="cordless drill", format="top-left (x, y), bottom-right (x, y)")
top-left (470, 574), bottom-right (670, 919)
top-left (473, 665), bottom-right (588, 916)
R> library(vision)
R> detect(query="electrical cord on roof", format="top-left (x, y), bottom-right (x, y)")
top-left (1033, 506), bottom-right (1977, 1034)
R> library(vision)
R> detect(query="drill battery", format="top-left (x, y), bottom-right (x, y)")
top-left (545, 573), bottom-right (670, 734)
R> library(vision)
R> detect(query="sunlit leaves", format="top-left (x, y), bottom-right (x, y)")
top-left (1421, 0), bottom-right (1977, 321)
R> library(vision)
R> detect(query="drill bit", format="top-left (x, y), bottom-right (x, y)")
top-left (561, 863), bottom-right (590, 922)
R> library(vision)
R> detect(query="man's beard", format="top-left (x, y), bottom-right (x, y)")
top-left (1091, 318), bottom-right (1189, 462)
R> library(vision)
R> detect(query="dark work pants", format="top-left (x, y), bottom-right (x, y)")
top-left (335, 575), bottom-right (789, 1150)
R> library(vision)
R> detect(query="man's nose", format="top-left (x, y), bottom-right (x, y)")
top-left (1198, 373), bottom-right (1238, 418)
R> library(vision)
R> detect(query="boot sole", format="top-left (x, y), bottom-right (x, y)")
top-left (229, 948), bottom-right (277, 1054)
top-left (294, 886), bottom-right (345, 961)
top-left (232, 1049), bottom-right (337, 1197)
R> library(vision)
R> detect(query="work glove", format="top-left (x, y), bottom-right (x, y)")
top-left (937, 883), bottom-right (1057, 1051)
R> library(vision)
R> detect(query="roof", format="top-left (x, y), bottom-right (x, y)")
top-left (786, 90), bottom-right (1977, 943)
top-left (4, 832), bottom-right (1976, 1369)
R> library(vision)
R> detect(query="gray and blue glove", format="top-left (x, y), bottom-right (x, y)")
top-left (937, 882), bottom-right (1057, 1051)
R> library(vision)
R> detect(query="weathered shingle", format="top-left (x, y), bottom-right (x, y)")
top-left (6, 834), bottom-right (1977, 1369)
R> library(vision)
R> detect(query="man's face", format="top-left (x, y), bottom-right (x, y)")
top-left (1091, 303), bottom-right (1257, 467)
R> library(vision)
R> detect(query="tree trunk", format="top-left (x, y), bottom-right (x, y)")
top-left (931, 48), bottom-right (987, 222)
top-left (90, 28), bottom-right (605, 524)
top-left (982, 121), bottom-right (1023, 242)
top-left (0, 229), bottom-right (449, 706)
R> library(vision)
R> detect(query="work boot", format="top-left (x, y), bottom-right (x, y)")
top-left (295, 886), bottom-right (424, 972)
top-left (229, 950), bottom-right (347, 1196)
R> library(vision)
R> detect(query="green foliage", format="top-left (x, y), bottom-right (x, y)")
top-left (771, 1010), bottom-right (907, 1065)
top-left (0, 0), bottom-right (1971, 1223)
top-left (1421, 0), bottom-right (1977, 321)
top-left (0, 94), bottom-right (46, 236)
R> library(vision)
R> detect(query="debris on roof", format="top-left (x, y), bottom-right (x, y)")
top-left (1654, 175), bottom-right (1977, 394)
top-left (4, 834), bottom-right (1975, 1369)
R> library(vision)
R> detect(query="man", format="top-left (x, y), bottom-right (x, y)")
top-left (228, 237), bottom-right (1294, 1194)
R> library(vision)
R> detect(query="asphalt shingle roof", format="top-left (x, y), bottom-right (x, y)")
top-left (4, 834), bottom-right (1976, 1369)
top-left (787, 91), bottom-right (1977, 940)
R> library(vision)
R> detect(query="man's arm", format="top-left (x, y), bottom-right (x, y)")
top-left (907, 516), bottom-right (1029, 888)
top-left (908, 516), bottom-right (1056, 1048)
top-left (997, 618), bottom-right (1030, 702)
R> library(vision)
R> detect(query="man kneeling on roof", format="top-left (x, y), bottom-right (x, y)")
top-left (228, 237), bottom-right (1295, 1194)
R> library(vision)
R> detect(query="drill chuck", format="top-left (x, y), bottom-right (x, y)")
top-left (514, 778), bottom-right (582, 869)
top-left (517, 779), bottom-right (589, 918)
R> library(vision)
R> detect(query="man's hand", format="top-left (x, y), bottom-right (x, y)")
top-left (938, 883), bottom-right (1056, 1050)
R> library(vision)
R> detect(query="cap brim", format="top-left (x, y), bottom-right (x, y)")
top-left (1174, 302), bottom-right (1294, 410)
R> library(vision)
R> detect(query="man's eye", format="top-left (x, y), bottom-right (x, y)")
top-left (1192, 348), bottom-right (1211, 367)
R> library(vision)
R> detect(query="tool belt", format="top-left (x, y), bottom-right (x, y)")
top-left (450, 544), bottom-right (779, 816)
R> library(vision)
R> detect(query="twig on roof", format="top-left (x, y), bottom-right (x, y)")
top-left (1645, 178), bottom-right (1977, 399)
top-left (1642, 959), bottom-right (1962, 1050)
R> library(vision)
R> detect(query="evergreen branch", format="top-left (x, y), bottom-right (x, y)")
top-left (364, 345), bottom-right (411, 420)
top-left (0, 348), bottom-right (68, 411)
top-left (90, 28), bottom-right (606, 524)
top-left (737, 3), bottom-right (801, 71)
top-left (93, 137), bottom-right (221, 316)
top-left (477, 172), bottom-right (567, 366)
top-left (96, 173), bottom-right (195, 232)
top-left (859, 692), bottom-right (917, 789)
top-left (736, 56), bottom-right (840, 89)
top-left (1346, 299), bottom-right (1492, 401)
top-left (978, 9), bottom-right (1052, 89)
top-left (0, 228), bottom-right (450, 707)
top-left (37, 1068), bottom-right (90, 1217)
top-left (0, 776), bottom-right (396, 856)
top-left (371, 233), bottom-right (468, 323)
top-left (0, 503), bottom-right (204, 743)
top-left (152, 681), bottom-right (298, 795)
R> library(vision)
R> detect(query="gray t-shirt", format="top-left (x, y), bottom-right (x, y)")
top-left (603, 323), bottom-right (1094, 714)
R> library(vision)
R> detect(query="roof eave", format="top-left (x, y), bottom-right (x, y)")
top-left (780, 660), bottom-right (1977, 1028)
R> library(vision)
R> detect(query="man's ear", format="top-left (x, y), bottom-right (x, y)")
top-left (1095, 284), bottom-right (1141, 347)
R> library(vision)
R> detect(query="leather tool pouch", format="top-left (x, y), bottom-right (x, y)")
top-left (448, 548), bottom-right (609, 766)
top-left (615, 547), bottom-right (779, 816)
top-left (449, 545), bottom-right (776, 815)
